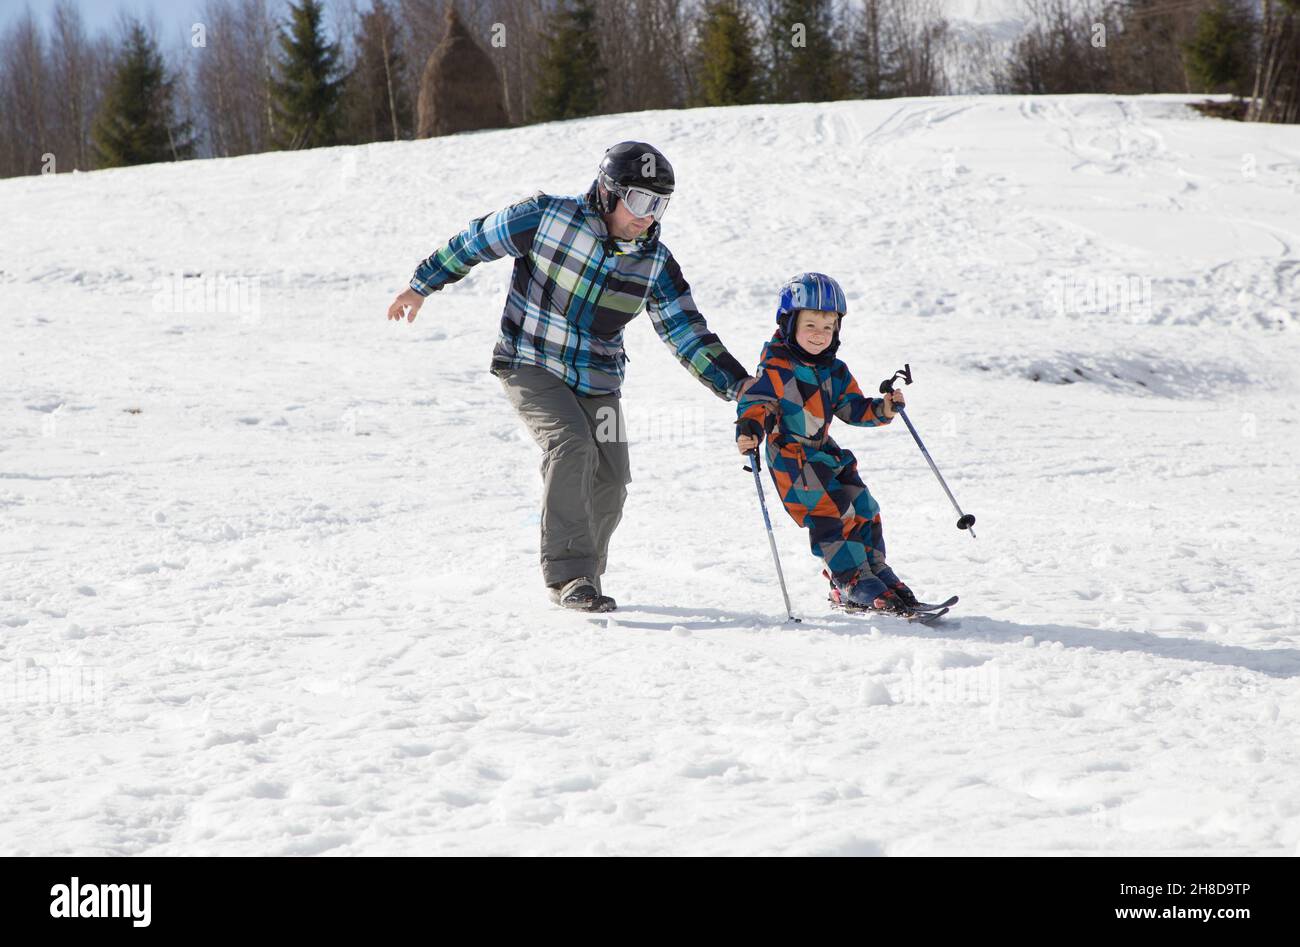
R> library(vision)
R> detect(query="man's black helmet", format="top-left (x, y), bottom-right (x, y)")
top-left (594, 142), bottom-right (674, 216)
top-left (599, 141), bottom-right (674, 193)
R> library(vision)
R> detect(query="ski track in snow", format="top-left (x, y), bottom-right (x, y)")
top-left (2, 94), bottom-right (1299, 855)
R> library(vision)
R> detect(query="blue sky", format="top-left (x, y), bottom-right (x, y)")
top-left (2, 0), bottom-right (206, 42)
top-left (0, 0), bottom-right (358, 47)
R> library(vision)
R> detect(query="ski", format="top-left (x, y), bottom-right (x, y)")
top-left (830, 600), bottom-right (950, 625)
top-left (910, 595), bottom-right (959, 612)
top-left (821, 570), bottom-right (956, 619)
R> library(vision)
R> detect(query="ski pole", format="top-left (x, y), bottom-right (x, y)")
top-left (879, 364), bottom-right (978, 539)
top-left (742, 448), bottom-right (801, 622)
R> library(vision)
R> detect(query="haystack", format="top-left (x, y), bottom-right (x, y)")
top-left (416, 5), bottom-right (509, 137)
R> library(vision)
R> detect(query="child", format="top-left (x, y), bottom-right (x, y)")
top-left (735, 272), bottom-right (920, 613)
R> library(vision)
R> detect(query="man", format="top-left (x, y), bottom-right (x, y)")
top-left (386, 141), bottom-right (754, 612)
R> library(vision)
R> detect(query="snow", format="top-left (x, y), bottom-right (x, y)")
top-left (2, 94), bottom-right (1299, 855)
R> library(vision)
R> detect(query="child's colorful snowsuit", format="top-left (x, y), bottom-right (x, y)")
top-left (737, 333), bottom-right (894, 587)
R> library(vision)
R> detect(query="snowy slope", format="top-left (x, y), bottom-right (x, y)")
top-left (2, 94), bottom-right (1299, 856)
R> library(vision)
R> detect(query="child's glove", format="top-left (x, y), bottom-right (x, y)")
top-left (882, 389), bottom-right (906, 418)
top-left (736, 418), bottom-right (763, 455)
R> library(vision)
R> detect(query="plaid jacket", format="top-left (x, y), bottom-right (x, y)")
top-left (409, 185), bottom-right (748, 399)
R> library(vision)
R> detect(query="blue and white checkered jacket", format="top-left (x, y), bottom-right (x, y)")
top-left (409, 183), bottom-right (748, 399)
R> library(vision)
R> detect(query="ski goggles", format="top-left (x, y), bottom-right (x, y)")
top-left (600, 172), bottom-right (671, 221)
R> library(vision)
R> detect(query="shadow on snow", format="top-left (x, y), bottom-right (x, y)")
top-left (600, 604), bottom-right (1300, 679)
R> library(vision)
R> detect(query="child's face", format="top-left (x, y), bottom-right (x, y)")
top-left (793, 310), bottom-right (839, 354)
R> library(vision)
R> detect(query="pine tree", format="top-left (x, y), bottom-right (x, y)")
top-left (1184, 0), bottom-right (1256, 96)
top-left (695, 0), bottom-right (762, 106)
top-left (767, 0), bottom-right (846, 103)
top-left (271, 0), bottom-right (344, 149)
top-left (535, 0), bottom-right (605, 121)
top-left (91, 21), bottom-right (193, 168)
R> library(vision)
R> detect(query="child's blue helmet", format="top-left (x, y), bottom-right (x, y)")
top-left (776, 272), bottom-right (847, 338)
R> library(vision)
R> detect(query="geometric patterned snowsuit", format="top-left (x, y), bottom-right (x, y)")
top-left (736, 333), bottom-right (895, 587)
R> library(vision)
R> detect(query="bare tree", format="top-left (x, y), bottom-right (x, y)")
top-left (395, 0), bottom-right (446, 119)
top-left (844, 0), bottom-right (949, 99)
top-left (192, 0), bottom-right (279, 157)
top-left (599, 0), bottom-right (698, 113)
top-left (1005, 0), bottom-right (1118, 94)
top-left (342, 0), bottom-right (412, 141)
top-left (849, 0), bottom-right (888, 98)
top-left (0, 9), bottom-right (50, 177)
top-left (47, 0), bottom-right (104, 171)
top-left (1250, 0), bottom-right (1300, 123)
top-left (890, 0), bottom-right (949, 96)
top-left (1108, 0), bottom-right (1209, 94)
top-left (482, 0), bottom-right (542, 123)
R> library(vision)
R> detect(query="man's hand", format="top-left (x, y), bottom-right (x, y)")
top-left (882, 389), bottom-right (906, 418)
top-left (387, 288), bottom-right (425, 323)
top-left (737, 434), bottom-right (760, 454)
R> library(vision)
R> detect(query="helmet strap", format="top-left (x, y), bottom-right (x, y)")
top-left (596, 174), bottom-right (621, 215)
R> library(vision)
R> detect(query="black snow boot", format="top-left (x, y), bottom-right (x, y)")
top-left (552, 577), bottom-right (616, 613)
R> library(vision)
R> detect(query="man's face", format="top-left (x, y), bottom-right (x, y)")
top-left (794, 310), bottom-right (839, 354)
top-left (600, 184), bottom-right (656, 240)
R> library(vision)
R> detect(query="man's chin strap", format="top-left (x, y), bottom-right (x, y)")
top-left (589, 178), bottom-right (615, 214)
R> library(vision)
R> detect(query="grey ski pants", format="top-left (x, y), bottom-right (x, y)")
top-left (498, 364), bottom-right (631, 587)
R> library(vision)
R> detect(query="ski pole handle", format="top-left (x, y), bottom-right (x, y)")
top-left (879, 363), bottom-right (912, 396)
top-left (742, 448), bottom-right (761, 474)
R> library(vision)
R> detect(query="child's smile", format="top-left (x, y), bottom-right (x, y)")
top-left (794, 310), bottom-right (838, 354)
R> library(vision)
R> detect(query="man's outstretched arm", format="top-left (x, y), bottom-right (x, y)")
top-left (386, 194), bottom-right (544, 323)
